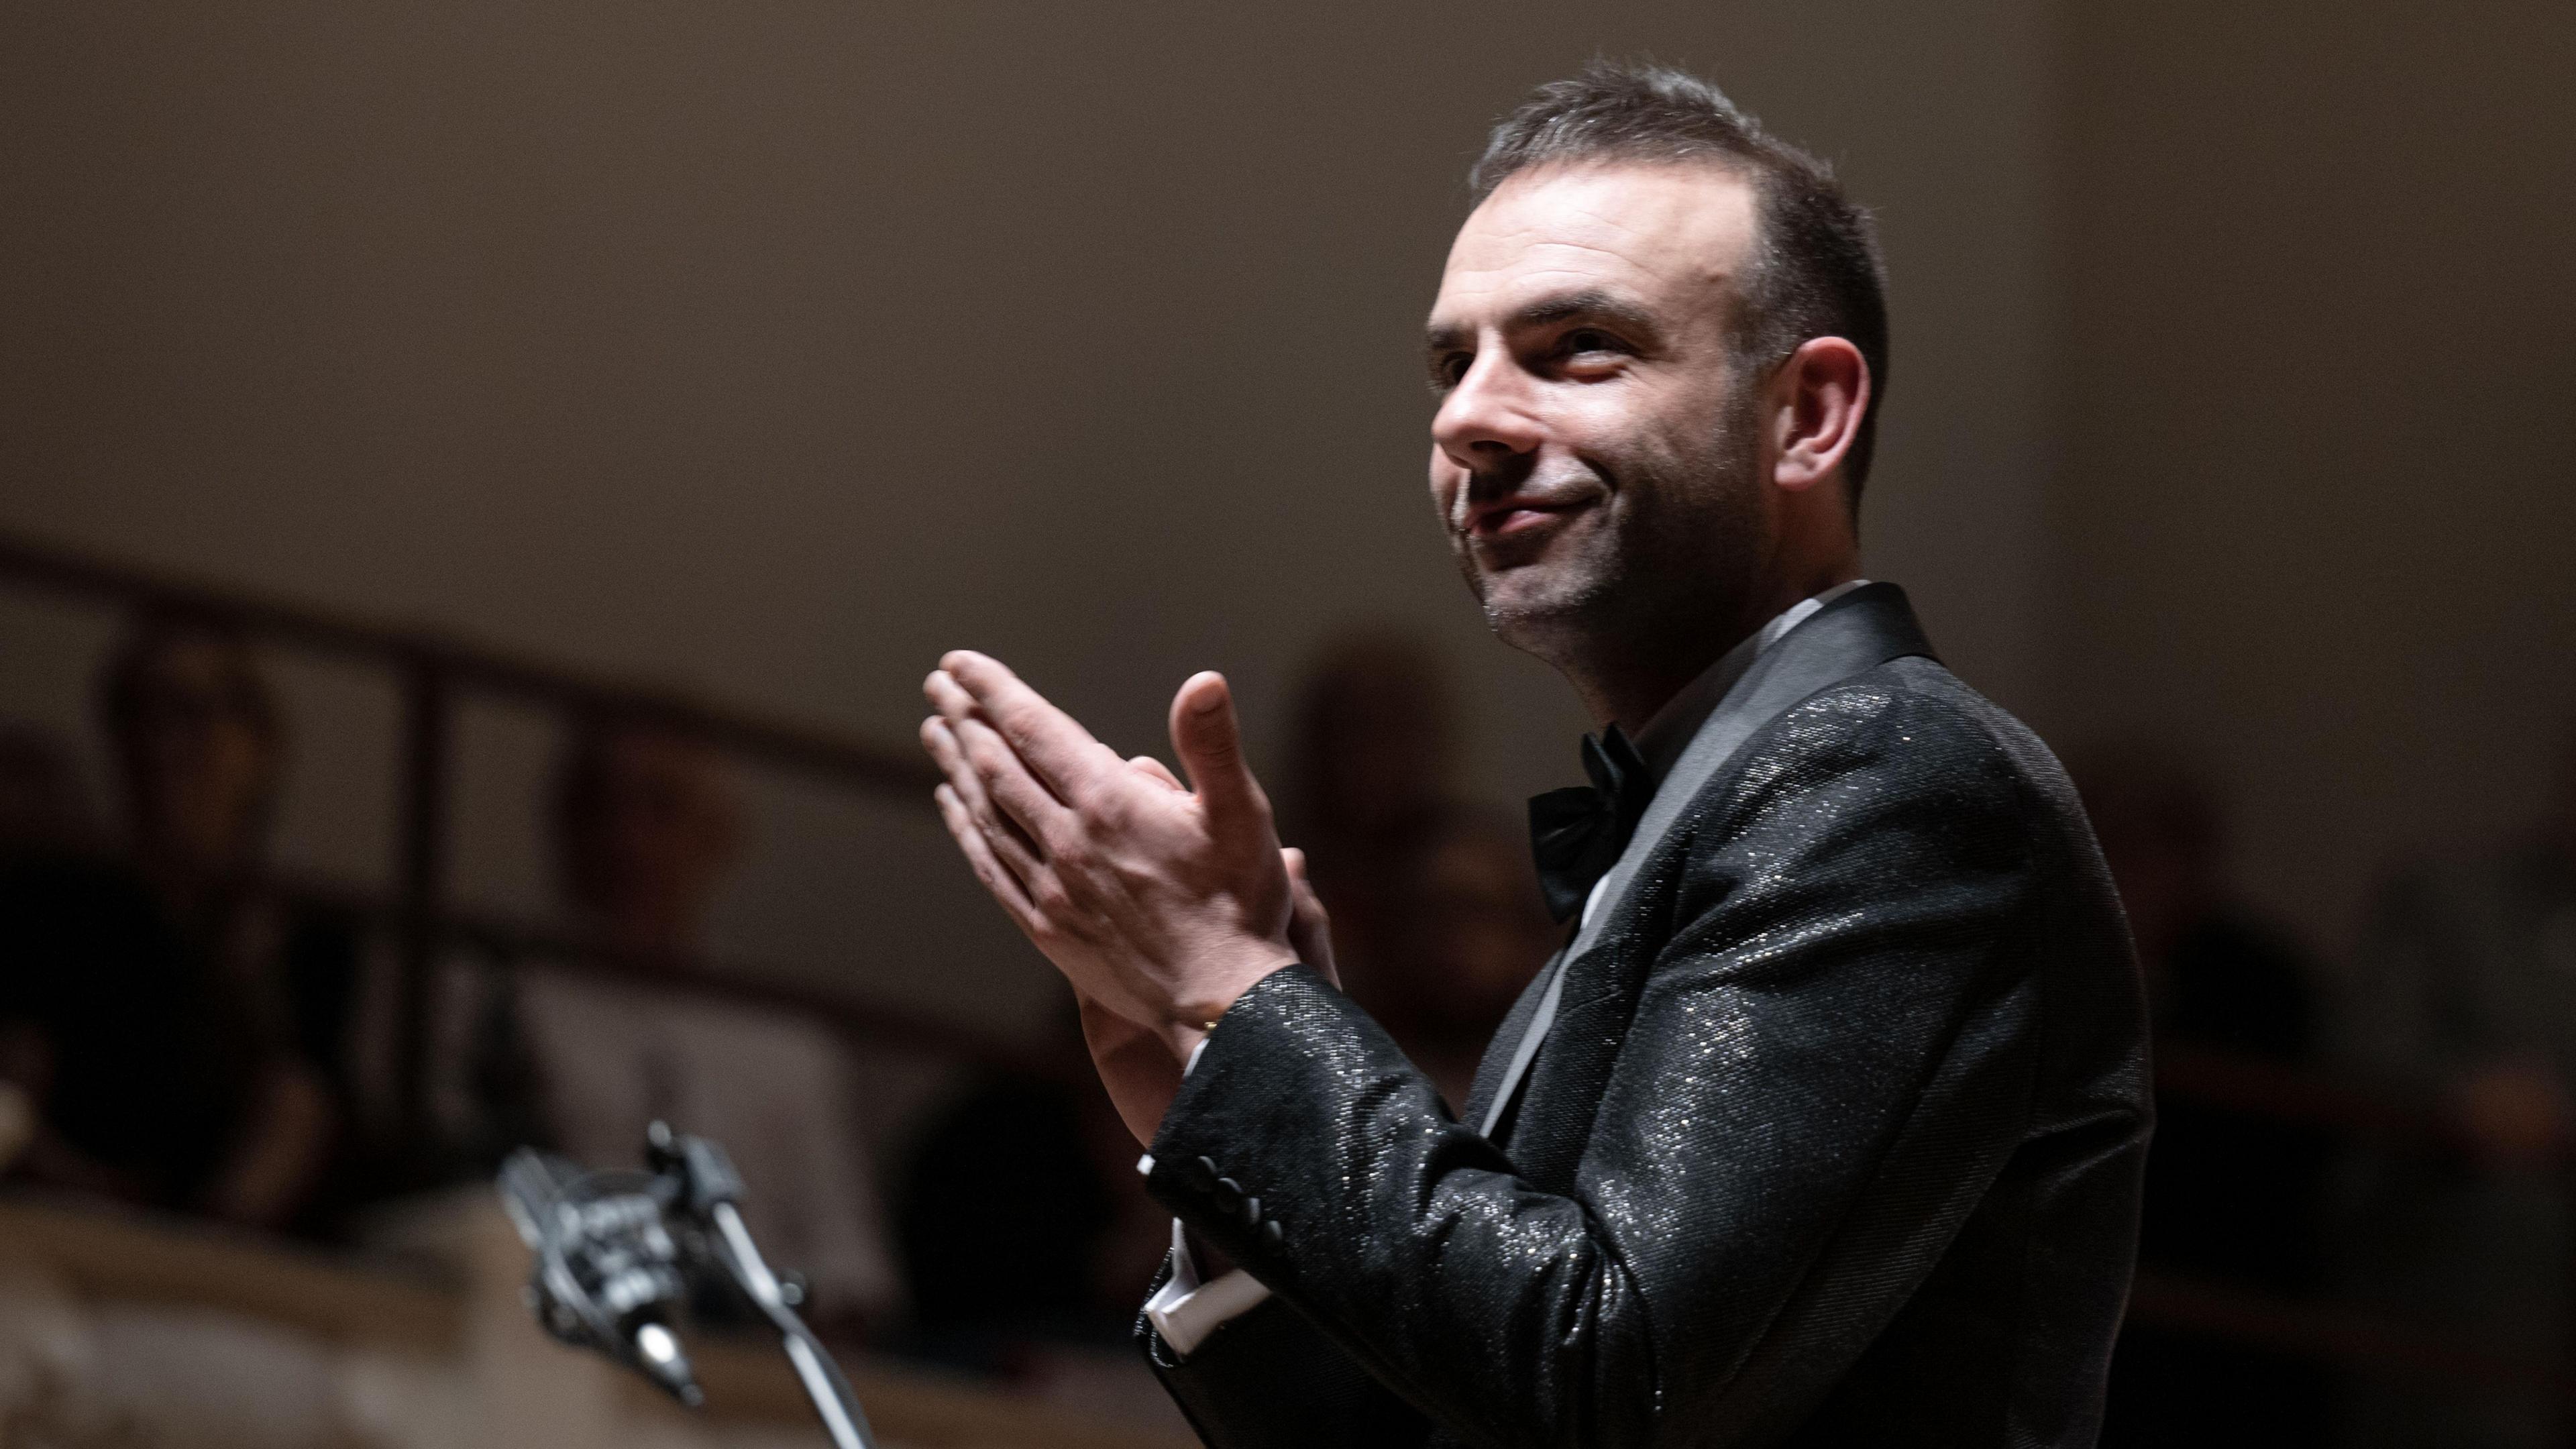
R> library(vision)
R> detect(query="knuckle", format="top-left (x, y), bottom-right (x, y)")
top-left (1030, 877), bottom-right (1074, 918)
top-left (1047, 839), bottom-right (1092, 881)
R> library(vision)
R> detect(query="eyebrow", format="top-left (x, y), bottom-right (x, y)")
top-left (1424, 287), bottom-right (1661, 361)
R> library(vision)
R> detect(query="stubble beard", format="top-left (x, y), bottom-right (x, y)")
top-left (1460, 389), bottom-right (1770, 683)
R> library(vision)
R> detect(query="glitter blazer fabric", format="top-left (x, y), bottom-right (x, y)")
top-left (1136, 586), bottom-right (2151, 1448)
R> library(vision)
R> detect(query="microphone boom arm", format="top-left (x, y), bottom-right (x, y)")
top-left (498, 1124), bottom-right (877, 1449)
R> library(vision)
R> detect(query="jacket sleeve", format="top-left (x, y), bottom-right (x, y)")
top-left (1137, 1249), bottom-right (1432, 1449)
top-left (1142, 686), bottom-right (2057, 1448)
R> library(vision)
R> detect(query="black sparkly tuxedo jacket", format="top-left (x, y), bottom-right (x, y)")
top-left (1137, 584), bottom-right (2151, 1448)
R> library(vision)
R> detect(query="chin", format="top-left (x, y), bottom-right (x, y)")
top-left (1476, 574), bottom-right (1609, 659)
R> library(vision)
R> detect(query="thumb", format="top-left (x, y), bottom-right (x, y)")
top-left (1169, 671), bottom-right (1266, 830)
top-left (1127, 753), bottom-right (1185, 791)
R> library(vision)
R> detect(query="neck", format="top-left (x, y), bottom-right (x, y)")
top-left (1562, 555), bottom-right (1860, 733)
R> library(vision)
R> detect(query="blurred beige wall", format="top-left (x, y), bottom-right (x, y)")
top-left (0, 1), bottom-right (2058, 1028)
top-left (2050, 0), bottom-right (2576, 953)
top-left (14, 0), bottom-right (2563, 1016)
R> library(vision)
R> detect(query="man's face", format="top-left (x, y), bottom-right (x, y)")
top-left (1425, 162), bottom-right (1774, 660)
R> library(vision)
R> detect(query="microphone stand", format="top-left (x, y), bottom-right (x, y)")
top-left (497, 1123), bottom-right (878, 1449)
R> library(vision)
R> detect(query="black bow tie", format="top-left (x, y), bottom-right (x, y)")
top-left (1528, 726), bottom-right (1654, 924)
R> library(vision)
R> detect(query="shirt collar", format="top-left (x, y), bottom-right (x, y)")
top-left (1629, 579), bottom-right (1870, 784)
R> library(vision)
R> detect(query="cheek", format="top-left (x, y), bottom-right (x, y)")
top-left (1538, 390), bottom-right (1654, 484)
top-left (1426, 449), bottom-right (1460, 515)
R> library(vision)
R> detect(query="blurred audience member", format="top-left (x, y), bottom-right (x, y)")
top-left (1280, 631), bottom-right (1550, 1110)
top-left (1375, 810), bottom-right (1557, 1108)
top-left (1279, 632), bottom-right (1458, 983)
top-left (550, 722), bottom-right (746, 958)
top-left (896, 1008), bottom-right (1170, 1363)
top-left (0, 722), bottom-right (94, 855)
top-left (2079, 747), bottom-right (2337, 1448)
top-left (435, 715), bottom-right (898, 1333)
top-left (0, 616), bottom-right (355, 1231)
top-left (0, 722), bottom-right (90, 1185)
top-left (2337, 724), bottom-right (2576, 1449)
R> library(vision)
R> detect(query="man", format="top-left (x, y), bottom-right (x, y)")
top-left (922, 62), bottom-right (2148, 1446)
top-left (1, 615), bottom-right (348, 1230)
top-left (2076, 751), bottom-right (2332, 1446)
top-left (431, 715), bottom-right (900, 1328)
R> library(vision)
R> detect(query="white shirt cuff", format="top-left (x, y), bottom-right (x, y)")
top-left (1142, 1218), bottom-right (1273, 1356)
top-left (1138, 1035), bottom-right (1269, 1356)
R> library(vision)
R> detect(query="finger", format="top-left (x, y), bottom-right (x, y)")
top-left (1281, 846), bottom-right (1340, 985)
top-left (923, 668), bottom-right (989, 735)
top-left (922, 716), bottom-right (1048, 885)
top-left (934, 782), bottom-right (1039, 923)
top-left (954, 712), bottom-right (1078, 855)
top-left (924, 718), bottom-right (1046, 885)
top-left (928, 666), bottom-right (1083, 816)
top-left (1168, 672), bottom-right (1269, 833)
top-left (939, 651), bottom-right (1121, 808)
top-left (1127, 753), bottom-right (1185, 791)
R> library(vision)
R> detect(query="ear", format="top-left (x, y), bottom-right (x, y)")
top-left (1767, 336), bottom-right (1870, 496)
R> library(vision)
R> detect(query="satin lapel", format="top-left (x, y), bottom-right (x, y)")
top-left (1474, 584), bottom-right (1935, 1142)
top-left (1461, 936), bottom-right (1569, 1130)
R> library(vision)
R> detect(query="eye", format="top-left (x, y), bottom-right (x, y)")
top-left (1562, 327), bottom-right (1622, 357)
top-left (1430, 350), bottom-right (1472, 392)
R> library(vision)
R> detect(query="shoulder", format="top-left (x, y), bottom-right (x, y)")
top-left (1709, 655), bottom-right (2074, 839)
top-left (1625, 657), bottom-right (2120, 959)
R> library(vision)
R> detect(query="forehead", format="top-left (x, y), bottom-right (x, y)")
top-left (1432, 162), bottom-right (1758, 324)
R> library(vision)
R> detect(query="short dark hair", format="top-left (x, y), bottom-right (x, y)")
top-left (1471, 60), bottom-right (1890, 498)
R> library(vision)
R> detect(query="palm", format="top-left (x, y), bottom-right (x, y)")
top-left (922, 655), bottom-right (1338, 1143)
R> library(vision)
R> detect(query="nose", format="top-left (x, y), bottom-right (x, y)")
top-left (1431, 347), bottom-right (1545, 474)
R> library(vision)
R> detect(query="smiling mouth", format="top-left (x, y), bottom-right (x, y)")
top-left (1467, 496), bottom-right (1595, 545)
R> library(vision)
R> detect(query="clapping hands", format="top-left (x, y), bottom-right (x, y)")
top-left (922, 652), bottom-right (1334, 1143)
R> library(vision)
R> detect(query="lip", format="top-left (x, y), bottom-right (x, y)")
top-left (1464, 493), bottom-right (1597, 543)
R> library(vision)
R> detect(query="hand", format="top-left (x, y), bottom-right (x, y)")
top-left (1064, 847), bottom-right (1334, 1146)
top-left (1283, 846), bottom-right (1339, 989)
top-left (922, 652), bottom-right (1300, 1061)
top-left (1112, 761), bottom-right (1336, 988)
top-left (1075, 991), bottom-right (1181, 1146)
